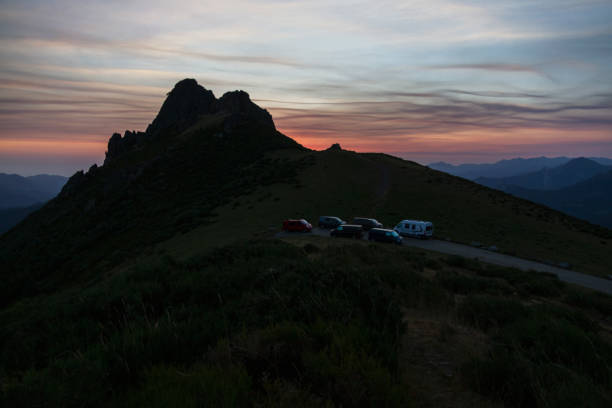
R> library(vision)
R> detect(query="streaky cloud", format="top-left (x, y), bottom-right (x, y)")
top-left (426, 63), bottom-right (541, 73)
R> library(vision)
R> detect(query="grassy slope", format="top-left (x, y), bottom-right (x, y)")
top-left (162, 149), bottom-right (612, 277)
top-left (1, 236), bottom-right (610, 407)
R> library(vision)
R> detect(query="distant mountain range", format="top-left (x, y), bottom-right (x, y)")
top-left (433, 157), bottom-right (612, 228)
top-left (0, 173), bottom-right (68, 209)
top-left (475, 157), bottom-right (612, 191)
top-left (428, 156), bottom-right (612, 180)
top-left (505, 170), bottom-right (612, 229)
top-left (0, 173), bottom-right (68, 234)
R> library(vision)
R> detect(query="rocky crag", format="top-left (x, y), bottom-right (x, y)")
top-left (104, 78), bottom-right (275, 164)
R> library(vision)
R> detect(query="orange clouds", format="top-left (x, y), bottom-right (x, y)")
top-left (279, 125), bottom-right (612, 159)
top-left (0, 138), bottom-right (106, 158)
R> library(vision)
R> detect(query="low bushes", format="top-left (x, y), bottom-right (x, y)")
top-left (2, 240), bottom-right (610, 407)
top-left (460, 293), bottom-right (612, 407)
top-left (0, 241), bottom-right (412, 406)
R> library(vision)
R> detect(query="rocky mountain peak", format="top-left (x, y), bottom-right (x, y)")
top-left (145, 78), bottom-right (216, 137)
top-left (104, 79), bottom-right (278, 165)
top-left (216, 90), bottom-right (275, 131)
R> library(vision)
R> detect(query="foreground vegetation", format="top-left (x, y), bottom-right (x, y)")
top-left (2, 237), bottom-right (610, 407)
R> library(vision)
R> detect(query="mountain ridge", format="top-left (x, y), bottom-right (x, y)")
top-left (502, 169), bottom-right (612, 228)
top-left (475, 157), bottom-right (611, 191)
top-left (0, 173), bottom-right (68, 209)
top-left (429, 156), bottom-right (612, 180)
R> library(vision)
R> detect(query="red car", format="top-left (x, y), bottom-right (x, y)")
top-left (282, 219), bottom-right (312, 232)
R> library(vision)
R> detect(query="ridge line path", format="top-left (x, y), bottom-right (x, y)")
top-left (276, 228), bottom-right (612, 295)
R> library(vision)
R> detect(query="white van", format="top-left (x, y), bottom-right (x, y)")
top-left (394, 220), bottom-right (434, 239)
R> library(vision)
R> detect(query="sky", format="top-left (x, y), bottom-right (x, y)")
top-left (1, 0), bottom-right (611, 176)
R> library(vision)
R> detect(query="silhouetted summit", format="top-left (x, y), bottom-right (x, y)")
top-left (105, 79), bottom-right (276, 164)
top-left (146, 78), bottom-right (216, 137)
top-left (216, 90), bottom-right (274, 132)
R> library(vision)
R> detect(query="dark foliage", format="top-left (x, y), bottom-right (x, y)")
top-left (0, 241), bottom-right (414, 406)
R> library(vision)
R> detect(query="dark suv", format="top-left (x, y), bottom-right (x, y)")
top-left (330, 224), bottom-right (363, 239)
top-left (352, 217), bottom-right (383, 231)
top-left (368, 228), bottom-right (402, 244)
top-left (318, 216), bottom-right (345, 229)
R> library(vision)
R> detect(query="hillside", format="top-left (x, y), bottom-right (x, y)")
top-left (0, 173), bottom-right (67, 209)
top-left (162, 149), bottom-right (612, 277)
top-left (475, 158), bottom-right (611, 191)
top-left (1, 79), bottom-right (611, 407)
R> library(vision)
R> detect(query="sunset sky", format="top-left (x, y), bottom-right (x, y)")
top-left (1, 0), bottom-right (611, 176)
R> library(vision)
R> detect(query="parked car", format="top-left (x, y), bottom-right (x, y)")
top-left (368, 228), bottom-right (403, 244)
top-left (393, 220), bottom-right (433, 239)
top-left (351, 217), bottom-right (383, 231)
top-left (318, 216), bottom-right (346, 229)
top-left (330, 224), bottom-right (363, 239)
top-left (282, 219), bottom-right (312, 232)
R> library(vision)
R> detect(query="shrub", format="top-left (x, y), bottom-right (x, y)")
top-left (303, 243), bottom-right (320, 254)
top-left (497, 316), bottom-right (612, 386)
top-left (436, 271), bottom-right (509, 295)
top-left (443, 255), bottom-right (482, 271)
top-left (125, 364), bottom-right (252, 408)
top-left (476, 266), bottom-right (564, 298)
top-left (464, 314), bottom-right (612, 408)
top-left (564, 289), bottom-right (612, 316)
top-left (463, 351), bottom-right (537, 407)
top-left (458, 295), bottom-right (528, 330)
top-left (424, 258), bottom-right (442, 270)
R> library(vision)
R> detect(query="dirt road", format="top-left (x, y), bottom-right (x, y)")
top-left (277, 228), bottom-right (612, 295)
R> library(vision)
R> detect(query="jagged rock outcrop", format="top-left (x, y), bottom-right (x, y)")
top-left (59, 170), bottom-right (86, 196)
top-left (104, 130), bottom-right (146, 164)
top-left (145, 78), bottom-right (216, 137)
top-left (103, 79), bottom-right (277, 165)
top-left (215, 90), bottom-right (275, 132)
top-left (326, 143), bottom-right (342, 151)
